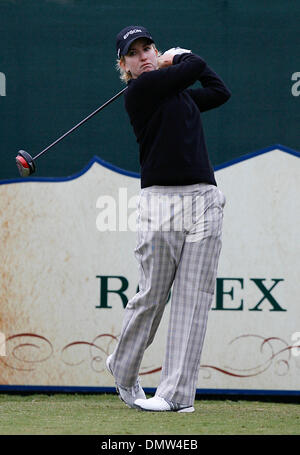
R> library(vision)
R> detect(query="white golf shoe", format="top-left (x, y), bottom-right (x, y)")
top-left (134, 396), bottom-right (195, 413)
top-left (106, 354), bottom-right (146, 409)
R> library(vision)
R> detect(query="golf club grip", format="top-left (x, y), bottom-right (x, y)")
top-left (33, 87), bottom-right (127, 161)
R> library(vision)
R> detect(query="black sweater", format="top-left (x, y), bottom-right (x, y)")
top-left (124, 53), bottom-right (231, 188)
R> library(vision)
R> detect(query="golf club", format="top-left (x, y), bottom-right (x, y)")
top-left (15, 87), bottom-right (127, 177)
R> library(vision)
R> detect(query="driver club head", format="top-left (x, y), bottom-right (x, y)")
top-left (16, 150), bottom-right (36, 177)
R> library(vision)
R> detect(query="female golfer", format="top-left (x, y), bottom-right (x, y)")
top-left (106, 25), bottom-right (231, 412)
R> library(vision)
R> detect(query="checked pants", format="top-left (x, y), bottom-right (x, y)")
top-left (109, 183), bottom-right (226, 406)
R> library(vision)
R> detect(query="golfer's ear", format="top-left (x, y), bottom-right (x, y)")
top-left (120, 58), bottom-right (126, 71)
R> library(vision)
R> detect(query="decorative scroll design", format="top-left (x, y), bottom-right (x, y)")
top-left (61, 333), bottom-right (118, 373)
top-left (199, 334), bottom-right (300, 379)
top-left (1, 333), bottom-right (299, 379)
top-left (0, 333), bottom-right (53, 371)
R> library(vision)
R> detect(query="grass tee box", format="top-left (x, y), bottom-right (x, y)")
top-left (0, 393), bottom-right (299, 435)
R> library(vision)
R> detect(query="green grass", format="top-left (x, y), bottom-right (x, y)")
top-left (0, 393), bottom-right (299, 435)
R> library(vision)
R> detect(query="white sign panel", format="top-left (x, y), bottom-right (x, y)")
top-left (0, 147), bottom-right (299, 395)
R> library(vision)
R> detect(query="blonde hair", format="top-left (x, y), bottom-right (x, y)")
top-left (116, 43), bottom-right (161, 83)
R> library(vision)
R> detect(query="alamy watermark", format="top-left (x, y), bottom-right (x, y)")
top-left (96, 188), bottom-right (139, 232)
top-left (0, 331), bottom-right (6, 356)
top-left (0, 72), bottom-right (6, 96)
top-left (96, 187), bottom-right (204, 233)
top-left (291, 72), bottom-right (300, 96)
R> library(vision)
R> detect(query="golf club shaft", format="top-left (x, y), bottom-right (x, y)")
top-left (33, 87), bottom-right (127, 161)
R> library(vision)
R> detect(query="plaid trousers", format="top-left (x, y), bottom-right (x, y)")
top-left (109, 183), bottom-right (226, 405)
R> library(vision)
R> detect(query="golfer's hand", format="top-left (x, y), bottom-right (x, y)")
top-left (157, 47), bottom-right (192, 68)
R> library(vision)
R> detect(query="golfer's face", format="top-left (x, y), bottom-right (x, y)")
top-left (124, 38), bottom-right (158, 79)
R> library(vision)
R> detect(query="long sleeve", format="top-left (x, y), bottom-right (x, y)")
top-left (125, 53), bottom-right (205, 111)
top-left (126, 53), bottom-right (230, 113)
top-left (123, 52), bottom-right (231, 189)
top-left (184, 59), bottom-right (231, 112)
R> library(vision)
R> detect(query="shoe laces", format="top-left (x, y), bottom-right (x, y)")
top-left (133, 378), bottom-right (141, 394)
top-left (118, 377), bottom-right (141, 395)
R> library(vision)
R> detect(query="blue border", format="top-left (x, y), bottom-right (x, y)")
top-left (0, 385), bottom-right (299, 396)
top-left (2, 144), bottom-right (299, 186)
top-left (214, 143), bottom-right (300, 171)
top-left (0, 155), bottom-right (140, 185)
